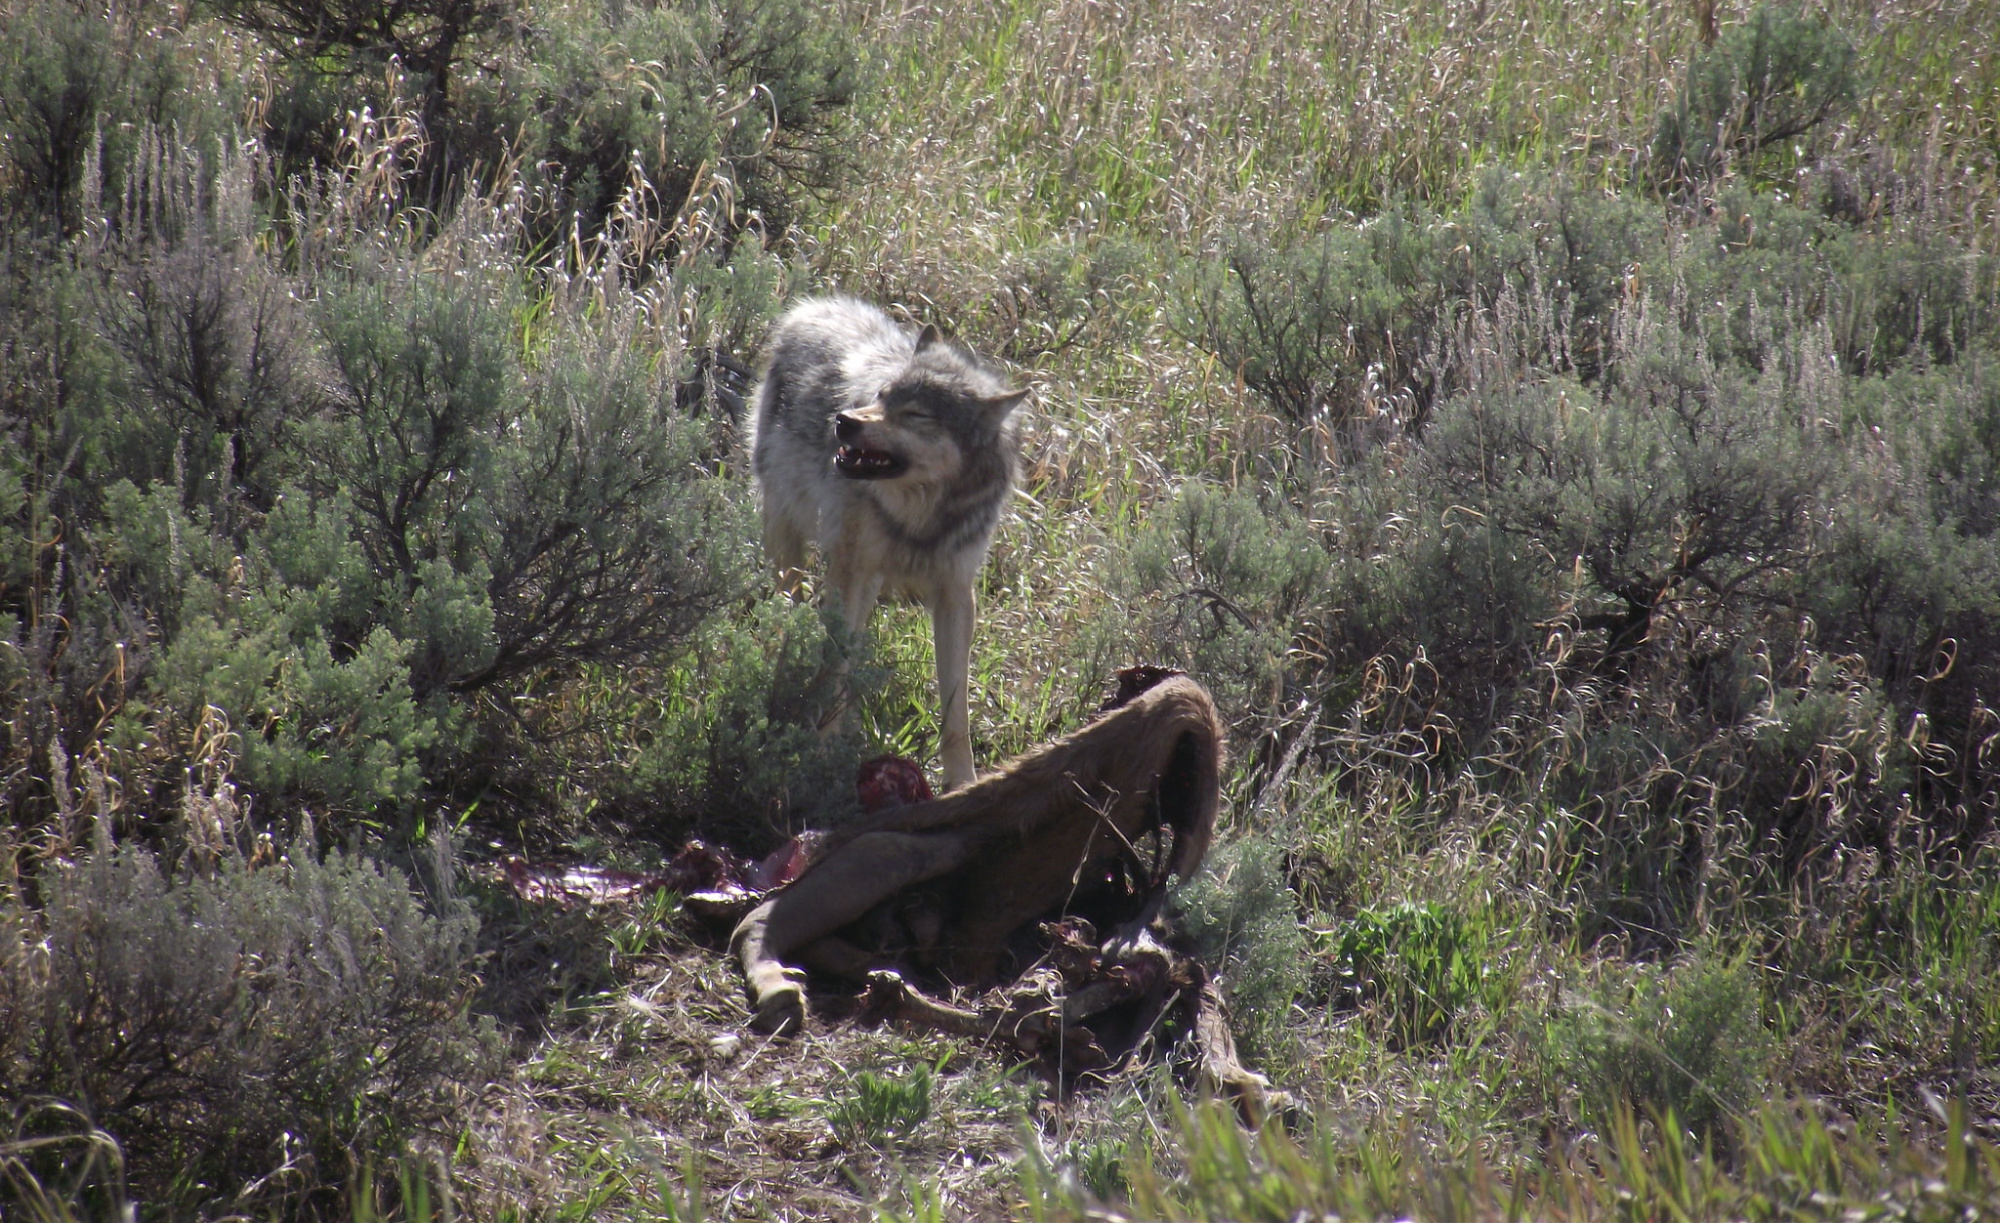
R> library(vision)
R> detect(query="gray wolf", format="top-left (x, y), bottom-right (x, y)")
top-left (751, 297), bottom-right (1026, 793)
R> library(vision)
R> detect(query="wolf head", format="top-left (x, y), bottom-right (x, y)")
top-left (832, 324), bottom-right (1027, 482)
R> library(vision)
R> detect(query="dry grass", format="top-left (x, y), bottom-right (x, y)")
top-left (448, 897), bottom-right (1149, 1220)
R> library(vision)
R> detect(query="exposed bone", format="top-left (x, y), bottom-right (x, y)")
top-left (1189, 978), bottom-right (1292, 1125)
top-left (857, 970), bottom-right (987, 1037)
top-left (842, 929), bottom-right (1281, 1121)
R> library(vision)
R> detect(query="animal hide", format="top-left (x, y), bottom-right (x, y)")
top-left (732, 672), bottom-right (1221, 1027)
top-left (730, 673), bottom-right (1283, 1117)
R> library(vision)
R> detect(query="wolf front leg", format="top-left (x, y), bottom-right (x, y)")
top-left (930, 583), bottom-right (977, 792)
top-left (814, 535), bottom-right (883, 733)
top-left (762, 511), bottom-right (811, 599)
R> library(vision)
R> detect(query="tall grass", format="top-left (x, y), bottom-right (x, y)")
top-left (1022, 1096), bottom-right (2000, 1221)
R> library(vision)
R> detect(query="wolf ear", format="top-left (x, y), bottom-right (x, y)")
top-left (983, 388), bottom-right (1029, 417)
top-left (916, 323), bottom-right (944, 352)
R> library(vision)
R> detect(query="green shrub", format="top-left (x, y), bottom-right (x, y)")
top-left (668, 244), bottom-right (800, 420)
top-left (1653, 4), bottom-right (1860, 188)
top-left (1183, 167), bottom-right (1989, 454)
top-left (94, 160), bottom-right (323, 514)
top-left (1807, 359), bottom-right (2000, 834)
top-left (306, 240), bottom-right (753, 701)
top-left (624, 595), bottom-right (920, 849)
top-left (508, 0), bottom-right (866, 242)
top-left (1114, 480), bottom-right (1326, 735)
top-left (210, 0), bottom-right (516, 135)
top-left (1548, 950), bottom-right (1771, 1137)
top-left (1181, 211), bottom-right (1439, 434)
top-left (1426, 369), bottom-right (1820, 671)
top-left (0, 837), bottom-right (497, 1217)
top-left (1832, 225), bottom-right (2000, 374)
top-left (991, 236), bottom-right (1154, 362)
top-left (0, 0), bottom-right (213, 236)
top-left (1152, 172), bottom-right (1999, 935)
top-left (229, 0), bottom-right (867, 244)
top-left (1327, 277), bottom-right (1966, 837)
top-left (1318, 439), bottom-right (1553, 748)
top-left (1323, 346), bottom-right (1820, 760)
top-left (0, 128), bottom-right (757, 829)
top-left (1174, 834), bottom-right (1308, 1060)
top-left (1456, 170), bottom-right (1661, 382)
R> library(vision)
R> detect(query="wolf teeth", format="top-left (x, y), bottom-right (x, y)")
top-left (836, 446), bottom-right (898, 473)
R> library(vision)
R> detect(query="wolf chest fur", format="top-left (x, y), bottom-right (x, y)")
top-left (751, 297), bottom-right (1026, 791)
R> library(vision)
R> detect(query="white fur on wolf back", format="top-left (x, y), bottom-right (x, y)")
top-left (750, 297), bottom-right (1024, 791)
